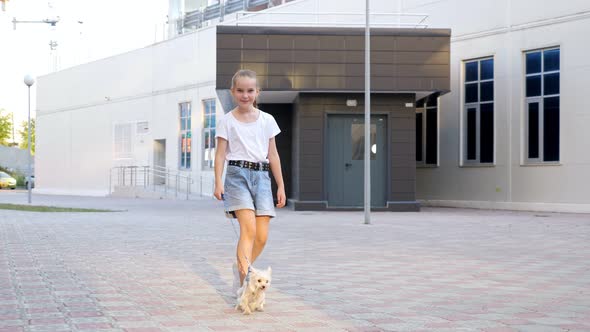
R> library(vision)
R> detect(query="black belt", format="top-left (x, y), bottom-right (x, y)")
top-left (228, 160), bottom-right (270, 171)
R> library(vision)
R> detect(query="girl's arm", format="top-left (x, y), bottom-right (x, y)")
top-left (268, 137), bottom-right (286, 208)
top-left (213, 137), bottom-right (228, 200)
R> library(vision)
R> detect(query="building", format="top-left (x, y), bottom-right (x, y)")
top-left (35, 0), bottom-right (590, 213)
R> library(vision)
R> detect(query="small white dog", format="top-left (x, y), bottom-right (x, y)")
top-left (235, 266), bottom-right (272, 315)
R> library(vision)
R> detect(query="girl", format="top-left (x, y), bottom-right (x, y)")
top-left (213, 69), bottom-right (286, 295)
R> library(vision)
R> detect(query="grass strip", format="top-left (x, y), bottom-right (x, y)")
top-left (0, 203), bottom-right (119, 212)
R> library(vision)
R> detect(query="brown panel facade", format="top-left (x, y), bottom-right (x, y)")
top-left (217, 26), bottom-right (450, 93)
top-left (290, 93), bottom-right (418, 212)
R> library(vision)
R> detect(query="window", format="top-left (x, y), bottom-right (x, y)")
top-left (525, 47), bottom-right (560, 162)
top-left (416, 95), bottom-right (438, 165)
top-left (114, 123), bottom-right (133, 159)
top-left (179, 102), bottom-right (192, 169)
top-left (463, 57), bottom-right (494, 164)
top-left (351, 123), bottom-right (376, 160)
top-left (203, 99), bottom-right (216, 169)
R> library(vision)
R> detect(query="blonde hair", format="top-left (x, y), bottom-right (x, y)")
top-left (231, 69), bottom-right (259, 108)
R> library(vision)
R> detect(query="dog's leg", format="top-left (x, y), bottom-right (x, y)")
top-left (257, 293), bottom-right (266, 311)
top-left (242, 302), bottom-right (252, 315)
top-left (235, 286), bottom-right (245, 311)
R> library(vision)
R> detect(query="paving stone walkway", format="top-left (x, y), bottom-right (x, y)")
top-left (1, 192), bottom-right (589, 331)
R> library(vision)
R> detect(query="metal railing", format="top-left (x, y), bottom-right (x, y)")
top-left (181, 0), bottom-right (296, 31)
top-left (230, 11), bottom-right (430, 28)
top-left (108, 165), bottom-right (215, 200)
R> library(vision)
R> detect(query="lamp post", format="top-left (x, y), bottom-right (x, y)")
top-left (24, 74), bottom-right (35, 204)
top-left (364, 0), bottom-right (371, 225)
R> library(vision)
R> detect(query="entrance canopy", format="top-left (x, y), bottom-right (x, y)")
top-left (216, 25), bottom-right (451, 108)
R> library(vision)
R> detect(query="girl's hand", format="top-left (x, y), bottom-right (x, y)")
top-left (276, 186), bottom-right (286, 208)
top-left (214, 183), bottom-right (224, 200)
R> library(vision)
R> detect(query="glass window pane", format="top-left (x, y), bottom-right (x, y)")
top-left (204, 131), bottom-right (210, 149)
top-left (211, 114), bottom-right (216, 128)
top-left (543, 97), bottom-right (560, 162)
top-left (426, 108), bottom-right (437, 164)
top-left (204, 115), bottom-right (209, 128)
top-left (187, 103), bottom-right (191, 117)
top-left (465, 61), bottom-right (478, 82)
top-left (427, 95), bottom-right (438, 108)
top-left (465, 83), bottom-right (478, 103)
top-left (204, 102), bottom-right (210, 115)
top-left (211, 129), bottom-right (216, 147)
top-left (351, 123), bottom-right (376, 160)
top-left (544, 73), bottom-right (559, 95)
top-left (544, 49), bottom-right (560, 72)
top-left (526, 51), bottom-right (542, 74)
top-left (467, 108), bottom-right (477, 160)
top-left (528, 102), bottom-right (539, 159)
top-left (480, 59), bottom-right (494, 80)
top-left (480, 103), bottom-right (494, 163)
top-left (187, 117), bottom-right (191, 130)
top-left (186, 153), bottom-right (191, 168)
top-left (416, 113), bottom-right (423, 162)
top-left (480, 81), bottom-right (494, 102)
top-left (526, 76), bottom-right (541, 97)
top-left (352, 124), bottom-right (363, 160)
top-left (181, 134), bottom-right (186, 152)
top-left (181, 118), bottom-right (186, 131)
top-left (465, 61), bottom-right (479, 82)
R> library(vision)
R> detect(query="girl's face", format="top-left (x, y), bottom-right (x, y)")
top-left (231, 77), bottom-right (259, 109)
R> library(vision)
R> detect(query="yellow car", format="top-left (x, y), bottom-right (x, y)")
top-left (0, 171), bottom-right (17, 189)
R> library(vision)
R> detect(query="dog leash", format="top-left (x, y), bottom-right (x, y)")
top-left (222, 194), bottom-right (253, 273)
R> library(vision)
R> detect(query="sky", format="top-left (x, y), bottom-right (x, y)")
top-left (0, 0), bottom-right (168, 143)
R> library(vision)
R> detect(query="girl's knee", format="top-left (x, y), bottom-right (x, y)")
top-left (237, 213), bottom-right (257, 239)
top-left (240, 227), bottom-right (256, 240)
top-left (255, 233), bottom-right (267, 246)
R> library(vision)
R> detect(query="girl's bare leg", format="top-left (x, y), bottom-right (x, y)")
top-left (235, 209), bottom-right (256, 285)
top-left (251, 216), bottom-right (270, 263)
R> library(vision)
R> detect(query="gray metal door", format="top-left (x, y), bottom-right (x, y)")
top-left (327, 115), bottom-right (387, 207)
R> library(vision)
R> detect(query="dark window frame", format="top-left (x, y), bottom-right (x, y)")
top-left (179, 102), bottom-right (192, 170)
top-left (524, 47), bottom-right (560, 164)
top-left (463, 57), bottom-right (495, 165)
top-left (416, 96), bottom-right (439, 167)
top-left (202, 99), bottom-right (217, 169)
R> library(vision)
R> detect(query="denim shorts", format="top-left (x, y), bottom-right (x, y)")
top-left (223, 165), bottom-right (276, 218)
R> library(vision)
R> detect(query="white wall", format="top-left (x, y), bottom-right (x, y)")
top-left (35, 0), bottom-right (590, 211)
top-left (414, 0), bottom-right (590, 211)
top-left (36, 28), bottom-right (220, 196)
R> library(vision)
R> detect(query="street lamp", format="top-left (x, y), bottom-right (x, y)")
top-left (24, 74), bottom-right (35, 204)
top-left (364, 0), bottom-right (371, 225)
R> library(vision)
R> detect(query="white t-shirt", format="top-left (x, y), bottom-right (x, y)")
top-left (215, 110), bottom-right (281, 163)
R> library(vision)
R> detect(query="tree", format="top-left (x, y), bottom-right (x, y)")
top-left (0, 109), bottom-right (13, 146)
top-left (19, 118), bottom-right (35, 154)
